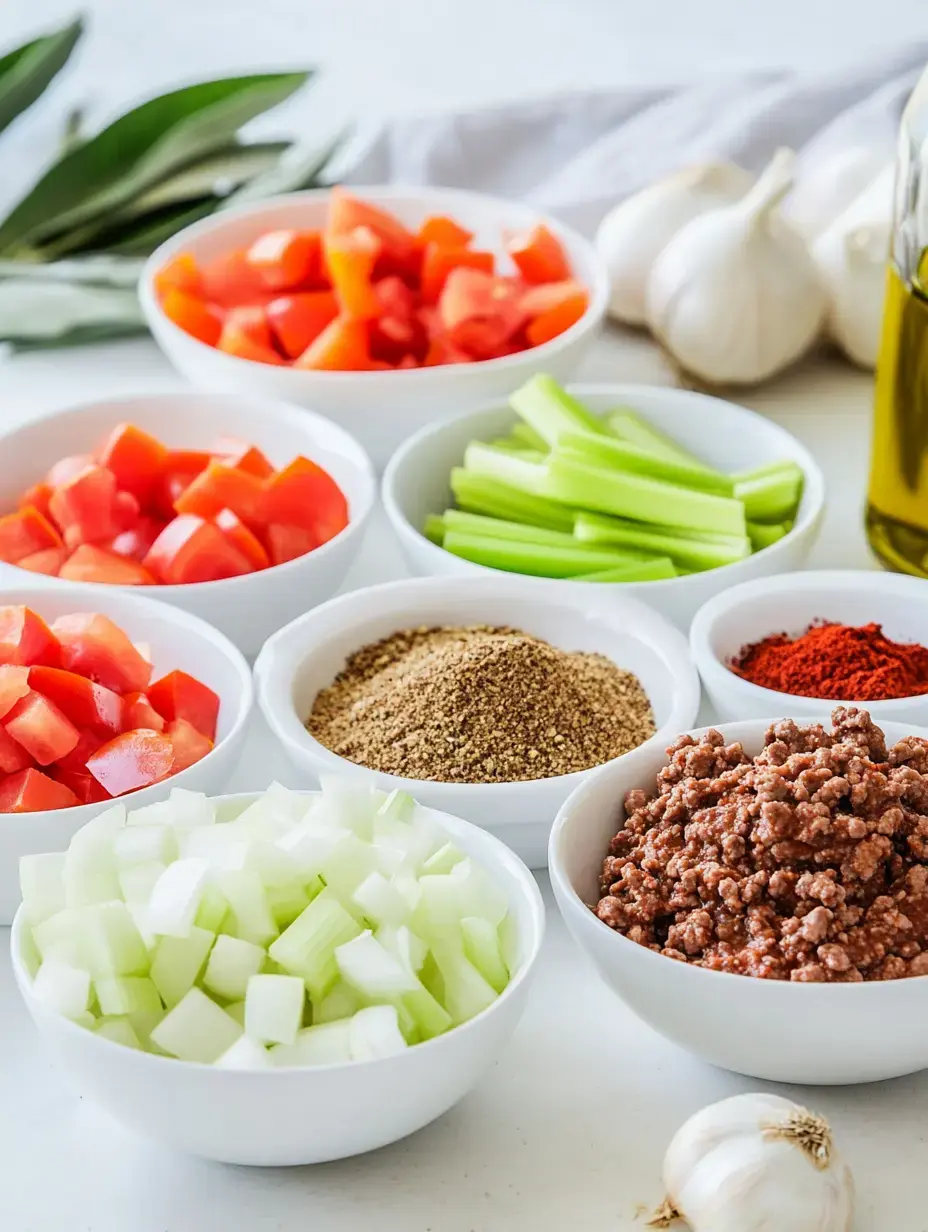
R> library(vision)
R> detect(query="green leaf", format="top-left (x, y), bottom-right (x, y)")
top-left (40, 198), bottom-right (220, 260)
top-left (0, 16), bottom-right (83, 138)
top-left (0, 70), bottom-right (311, 254)
top-left (0, 278), bottom-right (145, 347)
top-left (0, 254), bottom-right (144, 287)
top-left (115, 141), bottom-right (291, 218)
top-left (221, 128), bottom-right (348, 206)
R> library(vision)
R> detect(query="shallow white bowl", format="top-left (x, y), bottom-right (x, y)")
top-left (0, 393), bottom-right (375, 656)
top-left (10, 789), bottom-right (544, 1166)
top-left (382, 383), bottom-right (826, 630)
top-left (140, 186), bottom-right (609, 471)
top-left (549, 716), bottom-right (928, 1085)
top-left (691, 570), bottom-right (928, 724)
top-left (0, 583), bottom-right (252, 924)
top-left (253, 574), bottom-right (700, 869)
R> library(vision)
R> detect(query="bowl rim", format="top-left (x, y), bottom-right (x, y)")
top-left (139, 184), bottom-right (610, 382)
top-left (0, 580), bottom-right (253, 821)
top-left (0, 391), bottom-right (377, 595)
top-left (380, 382), bottom-right (827, 593)
top-left (10, 787), bottom-right (546, 1072)
top-left (252, 573), bottom-right (702, 802)
top-left (690, 569), bottom-right (928, 713)
top-left (548, 713), bottom-right (928, 995)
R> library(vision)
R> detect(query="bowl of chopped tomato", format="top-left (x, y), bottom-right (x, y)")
top-left (0, 583), bottom-right (253, 923)
top-left (0, 394), bottom-right (376, 655)
top-left (140, 186), bottom-right (609, 469)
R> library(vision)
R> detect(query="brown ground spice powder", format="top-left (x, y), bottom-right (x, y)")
top-left (306, 624), bottom-right (656, 783)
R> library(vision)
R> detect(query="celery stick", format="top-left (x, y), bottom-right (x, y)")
top-left (450, 469), bottom-right (575, 532)
top-left (441, 509), bottom-right (583, 548)
top-left (747, 519), bottom-right (792, 550)
top-left (509, 373), bottom-right (607, 445)
top-left (463, 442), bottom-right (549, 494)
top-left (557, 431), bottom-right (732, 495)
top-left (574, 511), bottom-right (750, 570)
top-left (573, 558), bottom-right (677, 581)
top-left (509, 421), bottom-right (549, 452)
top-left (605, 410), bottom-right (706, 467)
top-left (546, 455), bottom-right (747, 536)
top-left (442, 531), bottom-right (652, 578)
top-left (734, 464), bottom-right (803, 522)
top-left (731, 459), bottom-right (802, 484)
top-left (424, 514), bottom-right (446, 545)
top-left (486, 437), bottom-right (548, 462)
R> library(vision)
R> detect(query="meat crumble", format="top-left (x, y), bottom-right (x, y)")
top-left (595, 708), bottom-right (928, 982)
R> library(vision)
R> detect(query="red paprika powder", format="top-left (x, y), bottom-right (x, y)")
top-left (731, 621), bottom-right (928, 700)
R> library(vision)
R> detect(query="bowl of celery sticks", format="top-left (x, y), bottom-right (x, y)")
top-left (382, 377), bottom-right (825, 628)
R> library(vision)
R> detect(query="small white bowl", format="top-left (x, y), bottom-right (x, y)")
top-left (10, 789), bottom-right (544, 1166)
top-left (0, 393), bottom-right (375, 656)
top-left (140, 186), bottom-right (609, 471)
top-left (0, 582), bottom-right (252, 924)
top-left (253, 574), bottom-right (700, 869)
top-left (549, 716), bottom-right (928, 1085)
top-left (382, 383), bottom-right (826, 630)
top-left (691, 570), bottom-right (928, 724)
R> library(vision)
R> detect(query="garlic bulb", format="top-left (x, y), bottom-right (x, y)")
top-left (783, 144), bottom-right (893, 240)
top-left (595, 163), bottom-right (753, 326)
top-left (646, 148), bottom-right (827, 386)
top-left (653, 1093), bottom-right (854, 1232)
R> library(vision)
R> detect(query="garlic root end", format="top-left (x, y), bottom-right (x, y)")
top-left (647, 1198), bottom-right (683, 1227)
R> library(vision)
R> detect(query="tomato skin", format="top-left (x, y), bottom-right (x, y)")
top-left (0, 666), bottom-right (30, 719)
top-left (28, 666), bottom-right (123, 736)
top-left (143, 515), bottom-right (254, 585)
top-left (151, 451), bottom-right (212, 521)
top-left (86, 729), bottom-right (175, 797)
top-left (17, 548), bottom-right (67, 576)
top-left (507, 223), bottom-right (570, 284)
top-left (59, 545), bottom-right (156, 586)
top-left (210, 438), bottom-right (274, 480)
top-left (0, 607), bottom-right (61, 668)
top-left (161, 288), bottom-right (223, 346)
top-left (20, 483), bottom-right (54, 521)
top-left (165, 717), bottom-right (213, 771)
top-left (51, 612), bottom-right (152, 694)
top-left (266, 292), bottom-right (339, 359)
top-left (421, 245), bottom-right (494, 304)
top-left (415, 215), bottom-right (474, 248)
top-left (217, 306), bottom-right (285, 365)
top-left (121, 692), bottom-right (165, 733)
top-left (50, 765), bottom-right (111, 804)
top-left (55, 727), bottom-right (105, 773)
top-left (264, 522), bottom-right (318, 566)
top-left (154, 252), bottom-right (203, 299)
top-left (46, 455), bottom-right (94, 489)
top-left (0, 506), bottom-right (63, 564)
top-left (264, 456), bottom-right (348, 545)
top-left (293, 317), bottom-right (377, 371)
top-left (97, 423), bottom-right (169, 505)
top-left (327, 188), bottom-right (417, 261)
top-left (4, 691), bottom-right (80, 766)
top-left (0, 726), bottom-right (33, 773)
top-left (49, 465), bottom-right (122, 545)
top-left (324, 227), bottom-right (382, 319)
top-left (173, 461), bottom-right (266, 527)
top-left (147, 670), bottom-right (220, 741)
top-left (438, 268), bottom-right (526, 358)
top-left (109, 516), bottom-right (165, 562)
top-left (246, 229), bottom-right (322, 290)
top-left (0, 768), bottom-right (79, 812)
top-left (215, 509), bottom-right (270, 570)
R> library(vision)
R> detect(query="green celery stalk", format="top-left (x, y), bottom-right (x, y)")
top-left (731, 459), bottom-right (801, 484)
top-left (463, 441), bottom-right (549, 494)
top-left (605, 410), bottom-right (706, 467)
top-left (442, 531), bottom-right (654, 579)
top-left (747, 519), bottom-right (792, 550)
top-left (424, 514), bottom-right (446, 545)
top-left (486, 436), bottom-right (547, 461)
top-left (509, 421), bottom-right (549, 452)
top-left (574, 511), bottom-right (750, 571)
top-left (546, 454), bottom-right (747, 537)
top-left (450, 469), bottom-right (575, 532)
top-left (508, 374), bottom-right (607, 445)
top-left (440, 509), bottom-right (587, 548)
top-left (573, 558), bottom-right (677, 582)
top-left (557, 431), bottom-right (732, 495)
top-left (734, 463), bottom-right (803, 522)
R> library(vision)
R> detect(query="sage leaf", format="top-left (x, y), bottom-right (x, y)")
top-left (0, 279), bottom-right (145, 347)
top-left (0, 16), bottom-right (83, 138)
top-left (72, 199), bottom-right (220, 257)
top-left (0, 70), bottom-right (310, 254)
top-left (0, 255), bottom-right (144, 288)
top-left (222, 129), bottom-right (347, 207)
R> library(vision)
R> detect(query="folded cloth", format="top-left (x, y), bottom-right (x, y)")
top-left (343, 46), bottom-right (928, 235)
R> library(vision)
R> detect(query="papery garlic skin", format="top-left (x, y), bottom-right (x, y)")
top-left (783, 144), bottom-right (893, 240)
top-left (646, 148), bottom-right (827, 386)
top-left (660, 1093), bottom-right (854, 1232)
top-left (595, 164), bottom-right (752, 326)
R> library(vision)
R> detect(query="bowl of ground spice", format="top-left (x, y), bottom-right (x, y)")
top-left (253, 574), bottom-right (700, 867)
top-left (689, 570), bottom-right (928, 724)
top-left (549, 707), bottom-right (928, 1085)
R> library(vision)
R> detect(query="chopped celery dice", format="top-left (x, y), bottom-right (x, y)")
top-left (150, 987), bottom-right (242, 1063)
top-left (244, 974), bottom-right (305, 1045)
top-left (747, 519), bottom-right (792, 549)
top-left (33, 960), bottom-right (91, 1019)
top-left (94, 976), bottom-right (164, 1038)
top-left (215, 1035), bottom-right (272, 1070)
top-left (461, 917), bottom-right (509, 993)
top-left (150, 926), bottom-right (215, 1008)
top-left (79, 901), bottom-right (150, 978)
top-left (118, 861), bottom-right (166, 906)
top-left (313, 980), bottom-right (361, 1024)
top-left (19, 853), bottom-right (65, 924)
top-left (194, 883), bottom-right (228, 933)
top-left (268, 893), bottom-right (361, 1000)
top-left (147, 858), bottom-right (209, 938)
top-left (271, 1021), bottom-right (353, 1067)
top-left (202, 934), bottom-right (266, 1001)
top-left (421, 842), bottom-right (464, 876)
top-left (734, 461), bottom-right (803, 521)
top-left (112, 824), bottom-right (177, 868)
top-left (335, 931), bottom-right (419, 999)
top-left (430, 942), bottom-right (498, 1025)
top-left (349, 1005), bottom-right (408, 1062)
top-left (352, 871), bottom-right (411, 927)
top-left (217, 869), bottom-right (278, 946)
top-left (94, 1016), bottom-right (141, 1049)
top-left (267, 882), bottom-right (311, 929)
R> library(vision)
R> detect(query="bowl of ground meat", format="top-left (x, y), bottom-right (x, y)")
top-left (548, 707), bottom-right (928, 1084)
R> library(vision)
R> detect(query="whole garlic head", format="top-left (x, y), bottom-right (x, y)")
top-left (783, 143), bottom-right (893, 241)
top-left (595, 163), bottom-right (753, 326)
top-left (655, 1092), bottom-right (854, 1232)
top-left (646, 148), bottom-right (828, 386)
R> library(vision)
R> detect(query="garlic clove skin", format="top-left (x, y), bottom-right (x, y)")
top-left (646, 148), bottom-right (828, 387)
top-left (595, 163), bottom-right (753, 326)
top-left (783, 144), bottom-right (893, 241)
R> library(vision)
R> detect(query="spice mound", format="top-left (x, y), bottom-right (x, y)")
top-left (596, 707), bottom-right (928, 982)
top-left (307, 624), bottom-right (655, 783)
top-left (730, 621), bottom-right (928, 701)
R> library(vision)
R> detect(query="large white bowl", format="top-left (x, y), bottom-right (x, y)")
top-left (0, 393), bottom-right (375, 656)
top-left (10, 789), bottom-right (544, 1166)
top-left (0, 583), bottom-right (252, 923)
top-left (549, 716), bottom-right (928, 1085)
top-left (691, 570), bottom-right (928, 724)
top-left (253, 574), bottom-right (700, 869)
top-left (139, 186), bottom-right (609, 471)
top-left (382, 383), bottom-right (826, 630)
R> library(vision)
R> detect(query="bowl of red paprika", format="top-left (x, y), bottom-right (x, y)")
top-left (690, 570), bottom-right (928, 724)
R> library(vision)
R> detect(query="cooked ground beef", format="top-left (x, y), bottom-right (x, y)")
top-left (595, 707), bottom-right (928, 982)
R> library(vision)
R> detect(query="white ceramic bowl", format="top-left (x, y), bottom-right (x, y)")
top-left (253, 574), bottom-right (700, 869)
top-left (10, 789), bottom-right (544, 1166)
top-left (0, 393), bottom-right (375, 657)
top-left (382, 383), bottom-right (826, 630)
top-left (140, 186), bottom-right (609, 471)
top-left (549, 716), bottom-right (928, 1085)
top-left (0, 583), bottom-right (252, 924)
top-left (691, 570), bottom-right (928, 724)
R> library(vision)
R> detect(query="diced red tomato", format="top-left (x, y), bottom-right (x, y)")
top-left (421, 245), bottom-right (495, 305)
top-left (173, 461), bottom-right (266, 527)
top-left (143, 516), bottom-right (254, 585)
top-left (154, 252), bottom-right (203, 300)
top-left (18, 483), bottom-right (53, 520)
top-left (17, 548), bottom-right (68, 576)
top-left (0, 506), bottom-right (63, 564)
top-left (0, 607), bottom-right (60, 668)
top-left (327, 188), bottom-right (417, 264)
top-left (415, 215), bottom-right (474, 248)
top-left (264, 523), bottom-right (318, 565)
top-left (294, 317), bottom-right (377, 371)
top-left (121, 692), bottom-right (165, 733)
top-left (0, 768), bottom-right (79, 812)
top-left (438, 268), bottom-right (526, 358)
top-left (216, 305), bottom-right (285, 365)
top-left (263, 456), bottom-right (349, 545)
top-left (215, 509), bottom-right (270, 570)
top-left (147, 670), bottom-right (220, 741)
top-left (210, 437), bottom-right (274, 479)
top-left (29, 667), bottom-right (123, 736)
top-left (50, 765), bottom-right (111, 804)
top-left (0, 666), bottom-right (30, 719)
top-left (166, 717), bottom-right (213, 772)
top-left (109, 516), bottom-right (165, 562)
top-left (97, 423), bottom-right (169, 504)
top-left (55, 728), bottom-right (105, 773)
top-left (46, 454), bottom-right (95, 489)
top-left (524, 292), bottom-right (589, 345)
top-left (266, 291), bottom-right (339, 359)
top-left (423, 334), bottom-right (475, 366)
top-left (199, 249), bottom-right (270, 309)
top-left (519, 279), bottom-right (588, 317)
top-left (5, 692), bottom-right (80, 766)
top-left (51, 612), bottom-right (152, 694)
top-left (324, 227), bottom-right (382, 319)
top-left (48, 465), bottom-right (121, 545)
top-left (86, 729), bottom-right (175, 797)
top-left (151, 450), bottom-right (213, 521)
top-left (507, 223), bottom-right (570, 284)
top-left (0, 726), bottom-right (34, 773)
top-left (396, 354), bottom-right (419, 369)
top-left (161, 288), bottom-right (223, 346)
top-left (59, 545), bottom-right (156, 586)
top-left (246, 229), bottom-right (321, 290)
